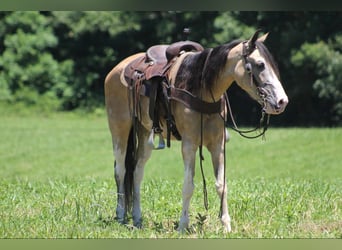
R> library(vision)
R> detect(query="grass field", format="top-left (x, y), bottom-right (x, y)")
top-left (0, 110), bottom-right (341, 238)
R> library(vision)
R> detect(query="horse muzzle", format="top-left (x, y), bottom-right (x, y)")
top-left (263, 95), bottom-right (288, 115)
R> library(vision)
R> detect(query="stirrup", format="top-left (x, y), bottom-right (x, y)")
top-left (148, 129), bottom-right (165, 150)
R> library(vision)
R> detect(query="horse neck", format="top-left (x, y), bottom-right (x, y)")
top-left (203, 44), bottom-right (242, 102)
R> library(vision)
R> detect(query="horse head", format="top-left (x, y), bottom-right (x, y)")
top-left (233, 30), bottom-right (288, 115)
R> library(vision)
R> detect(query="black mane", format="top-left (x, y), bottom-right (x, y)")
top-left (174, 39), bottom-right (279, 93)
top-left (175, 40), bottom-right (241, 92)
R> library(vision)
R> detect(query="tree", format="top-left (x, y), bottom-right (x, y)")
top-left (48, 11), bottom-right (138, 109)
top-left (292, 36), bottom-right (342, 125)
top-left (0, 11), bottom-right (73, 110)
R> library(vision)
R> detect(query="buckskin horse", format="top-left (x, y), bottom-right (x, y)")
top-left (104, 30), bottom-right (288, 233)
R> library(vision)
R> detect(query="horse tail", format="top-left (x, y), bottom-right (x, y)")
top-left (124, 126), bottom-right (137, 213)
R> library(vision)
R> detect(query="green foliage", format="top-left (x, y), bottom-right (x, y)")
top-left (291, 36), bottom-right (342, 124)
top-left (213, 12), bottom-right (255, 44)
top-left (49, 11), bottom-right (140, 109)
top-left (0, 12), bottom-right (74, 110)
top-left (51, 11), bottom-right (138, 37)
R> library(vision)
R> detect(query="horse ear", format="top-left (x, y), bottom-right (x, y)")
top-left (248, 29), bottom-right (262, 47)
top-left (257, 32), bottom-right (269, 43)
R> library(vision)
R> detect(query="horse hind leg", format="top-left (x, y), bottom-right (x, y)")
top-left (113, 124), bottom-right (153, 228)
top-left (132, 125), bottom-right (153, 228)
top-left (110, 122), bottom-right (133, 224)
top-left (113, 143), bottom-right (128, 224)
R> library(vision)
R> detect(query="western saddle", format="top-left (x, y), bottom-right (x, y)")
top-left (124, 40), bottom-right (204, 149)
top-left (124, 40), bottom-right (203, 82)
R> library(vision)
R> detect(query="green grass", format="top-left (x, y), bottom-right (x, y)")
top-left (0, 110), bottom-right (341, 238)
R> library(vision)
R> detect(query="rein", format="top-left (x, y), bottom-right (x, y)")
top-left (225, 92), bottom-right (270, 140)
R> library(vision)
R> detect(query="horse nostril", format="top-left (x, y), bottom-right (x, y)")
top-left (276, 98), bottom-right (288, 110)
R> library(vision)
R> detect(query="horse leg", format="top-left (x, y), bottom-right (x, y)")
top-left (106, 91), bottom-right (132, 223)
top-left (112, 132), bottom-right (130, 224)
top-left (132, 126), bottom-right (153, 228)
top-left (178, 139), bottom-right (197, 232)
top-left (104, 52), bottom-right (147, 225)
top-left (208, 136), bottom-right (232, 233)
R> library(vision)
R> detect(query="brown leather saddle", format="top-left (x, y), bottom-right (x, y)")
top-left (124, 40), bottom-right (204, 86)
top-left (123, 41), bottom-right (204, 149)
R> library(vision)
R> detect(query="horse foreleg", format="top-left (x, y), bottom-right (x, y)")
top-left (178, 140), bottom-right (197, 232)
top-left (132, 127), bottom-right (153, 228)
top-left (208, 137), bottom-right (232, 233)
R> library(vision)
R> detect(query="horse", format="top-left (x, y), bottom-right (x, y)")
top-left (104, 30), bottom-right (288, 233)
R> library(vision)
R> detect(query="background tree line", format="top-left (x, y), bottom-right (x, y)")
top-left (0, 11), bottom-right (341, 126)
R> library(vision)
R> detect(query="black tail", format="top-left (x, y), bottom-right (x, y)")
top-left (124, 127), bottom-right (137, 213)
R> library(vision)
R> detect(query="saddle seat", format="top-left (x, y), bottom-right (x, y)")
top-left (146, 44), bottom-right (169, 65)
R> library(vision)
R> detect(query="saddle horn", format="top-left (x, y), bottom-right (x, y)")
top-left (183, 27), bottom-right (191, 40)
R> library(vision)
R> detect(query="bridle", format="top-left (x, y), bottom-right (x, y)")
top-left (225, 40), bottom-right (270, 140)
top-left (242, 40), bottom-right (268, 110)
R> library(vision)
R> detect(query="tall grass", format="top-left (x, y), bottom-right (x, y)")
top-left (0, 111), bottom-right (341, 238)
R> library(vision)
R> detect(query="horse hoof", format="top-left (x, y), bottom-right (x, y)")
top-left (177, 227), bottom-right (188, 234)
top-left (224, 224), bottom-right (232, 233)
top-left (133, 220), bottom-right (143, 229)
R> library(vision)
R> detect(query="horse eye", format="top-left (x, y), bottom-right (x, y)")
top-left (245, 63), bottom-right (252, 73)
top-left (257, 61), bottom-right (265, 70)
